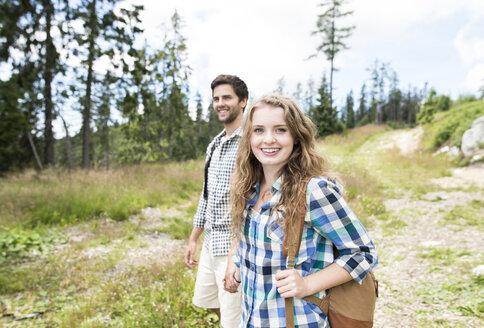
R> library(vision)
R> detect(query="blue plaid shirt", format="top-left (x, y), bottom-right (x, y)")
top-left (234, 176), bottom-right (378, 328)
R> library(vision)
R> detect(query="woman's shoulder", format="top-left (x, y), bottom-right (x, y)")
top-left (306, 176), bottom-right (343, 196)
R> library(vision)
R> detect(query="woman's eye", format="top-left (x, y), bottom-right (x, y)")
top-left (254, 128), bottom-right (263, 133)
top-left (276, 128), bottom-right (287, 133)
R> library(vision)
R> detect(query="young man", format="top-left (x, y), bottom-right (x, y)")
top-left (184, 74), bottom-right (248, 328)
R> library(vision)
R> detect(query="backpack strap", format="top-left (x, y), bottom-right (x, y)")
top-left (283, 178), bottom-right (378, 328)
top-left (283, 178), bottom-right (311, 328)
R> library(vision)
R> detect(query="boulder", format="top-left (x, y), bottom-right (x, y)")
top-left (461, 115), bottom-right (484, 158)
top-left (433, 145), bottom-right (461, 157)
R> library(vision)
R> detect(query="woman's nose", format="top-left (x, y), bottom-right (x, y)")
top-left (263, 132), bottom-right (275, 143)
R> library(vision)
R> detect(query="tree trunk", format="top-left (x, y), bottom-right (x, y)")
top-left (82, 0), bottom-right (97, 169)
top-left (60, 114), bottom-right (72, 173)
top-left (27, 130), bottom-right (43, 170)
top-left (106, 125), bottom-right (110, 170)
top-left (43, 0), bottom-right (55, 167)
top-left (328, 6), bottom-right (336, 109)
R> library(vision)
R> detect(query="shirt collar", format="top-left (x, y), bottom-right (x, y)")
top-left (246, 174), bottom-right (284, 210)
top-left (216, 126), bottom-right (242, 143)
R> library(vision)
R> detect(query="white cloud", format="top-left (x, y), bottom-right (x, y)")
top-left (454, 20), bottom-right (484, 66)
top-left (463, 63), bottom-right (484, 91)
top-left (73, 0), bottom-right (484, 126)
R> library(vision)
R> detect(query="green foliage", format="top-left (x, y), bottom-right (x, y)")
top-left (436, 94), bottom-right (452, 111)
top-left (309, 75), bottom-right (344, 137)
top-left (1, 252), bottom-right (218, 327)
top-left (356, 83), bottom-right (367, 125)
top-left (442, 200), bottom-right (484, 227)
top-left (312, 0), bottom-right (354, 105)
top-left (0, 78), bottom-right (33, 172)
top-left (423, 99), bottom-right (484, 148)
top-left (117, 11), bottom-right (200, 164)
top-left (417, 90), bottom-right (453, 124)
top-left (0, 163), bottom-right (203, 228)
top-left (0, 228), bottom-right (67, 262)
top-left (414, 245), bottom-right (483, 322)
top-left (157, 217), bottom-right (193, 240)
top-left (418, 247), bottom-right (471, 266)
top-left (380, 219), bottom-right (407, 236)
top-left (342, 90), bottom-right (355, 128)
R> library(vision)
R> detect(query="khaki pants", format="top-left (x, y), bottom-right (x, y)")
top-left (192, 247), bottom-right (242, 328)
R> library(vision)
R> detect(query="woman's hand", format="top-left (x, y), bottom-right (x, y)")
top-left (223, 259), bottom-right (240, 293)
top-left (275, 269), bottom-right (309, 298)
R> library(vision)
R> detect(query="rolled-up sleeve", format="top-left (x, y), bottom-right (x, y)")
top-left (308, 177), bottom-right (378, 282)
top-left (193, 190), bottom-right (207, 228)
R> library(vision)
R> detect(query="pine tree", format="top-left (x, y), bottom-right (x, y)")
top-left (205, 101), bottom-right (223, 141)
top-left (274, 76), bottom-right (286, 94)
top-left (387, 71), bottom-right (402, 122)
top-left (357, 83), bottom-right (367, 125)
top-left (293, 82), bottom-right (303, 108)
top-left (0, 0), bottom-right (69, 168)
top-left (71, 0), bottom-right (142, 168)
top-left (304, 77), bottom-right (316, 113)
top-left (311, 0), bottom-right (355, 108)
top-left (344, 90), bottom-right (355, 128)
top-left (118, 10), bottom-right (194, 162)
top-left (195, 92), bottom-right (203, 134)
top-left (309, 74), bottom-right (343, 137)
top-left (159, 10), bottom-right (194, 160)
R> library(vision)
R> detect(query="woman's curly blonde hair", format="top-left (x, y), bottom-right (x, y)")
top-left (230, 93), bottom-right (336, 240)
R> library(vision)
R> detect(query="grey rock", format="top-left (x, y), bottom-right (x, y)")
top-left (461, 115), bottom-right (484, 157)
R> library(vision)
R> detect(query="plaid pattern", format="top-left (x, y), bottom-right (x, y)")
top-left (234, 176), bottom-right (378, 328)
top-left (193, 127), bottom-right (242, 256)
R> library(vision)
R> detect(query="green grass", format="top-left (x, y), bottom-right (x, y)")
top-left (380, 219), bottom-right (408, 236)
top-left (422, 99), bottom-right (484, 149)
top-left (2, 121), bottom-right (483, 327)
top-left (418, 247), bottom-right (472, 266)
top-left (0, 162), bottom-right (203, 228)
top-left (416, 272), bottom-right (483, 321)
top-left (414, 245), bottom-right (484, 324)
top-left (0, 160), bottom-right (211, 327)
top-left (442, 200), bottom-right (484, 228)
top-left (0, 227), bottom-right (68, 263)
top-left (155, 217), bottom-right (193, 240)
top-left (1, 255), bottom-right (218, 327)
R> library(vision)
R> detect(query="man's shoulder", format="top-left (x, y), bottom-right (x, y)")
top-left (205, 130), bottom-right (225, 152)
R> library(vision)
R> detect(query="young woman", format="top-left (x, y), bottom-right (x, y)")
top-left (224, 94), bottom-right (378, 327)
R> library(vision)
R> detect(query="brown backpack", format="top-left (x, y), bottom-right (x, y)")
top-left (282, 190), bottom-right (378, 328)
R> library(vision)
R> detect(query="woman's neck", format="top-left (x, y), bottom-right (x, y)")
top-left (261, 167), bottom-right (281, 191)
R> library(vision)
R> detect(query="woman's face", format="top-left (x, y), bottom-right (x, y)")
top-left (250, 105), bottom-right (294, 174)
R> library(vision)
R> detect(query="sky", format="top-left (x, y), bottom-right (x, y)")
top-left (129, 0), bottom-right (484, 110)
top-left (35, 0), bottom-right (484, 136)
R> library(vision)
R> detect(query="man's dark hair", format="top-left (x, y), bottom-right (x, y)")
top-left (211, 74), bottom-right (249, 104)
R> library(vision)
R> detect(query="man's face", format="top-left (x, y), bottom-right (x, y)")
top-left (212, 84), bottom-right (246, 124)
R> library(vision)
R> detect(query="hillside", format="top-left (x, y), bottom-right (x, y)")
top-left (1, 124), bottom-right (483, 327)
top-left (325, 127), bottom-right (483, 327)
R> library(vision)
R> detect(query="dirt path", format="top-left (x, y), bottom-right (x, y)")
top-left (365, 128), bottom-right (484, 327)
top-left (63, 207), bottom-right (187, 268)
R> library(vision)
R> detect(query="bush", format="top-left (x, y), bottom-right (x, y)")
top-left (424, 99), bottom-right (484, 149)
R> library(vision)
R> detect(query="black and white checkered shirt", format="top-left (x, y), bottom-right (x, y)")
top-left (193, 127), bottom-right (242, 256)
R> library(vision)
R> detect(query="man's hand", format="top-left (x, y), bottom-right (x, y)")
top-left (184, 239), bottom-right (198, 268)
top-left (223, 259), bottom-right (240, 293)
top-left (275, 269), bottom-right (309, 298)
top-left (184, 227), bottom-right (203, 269)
